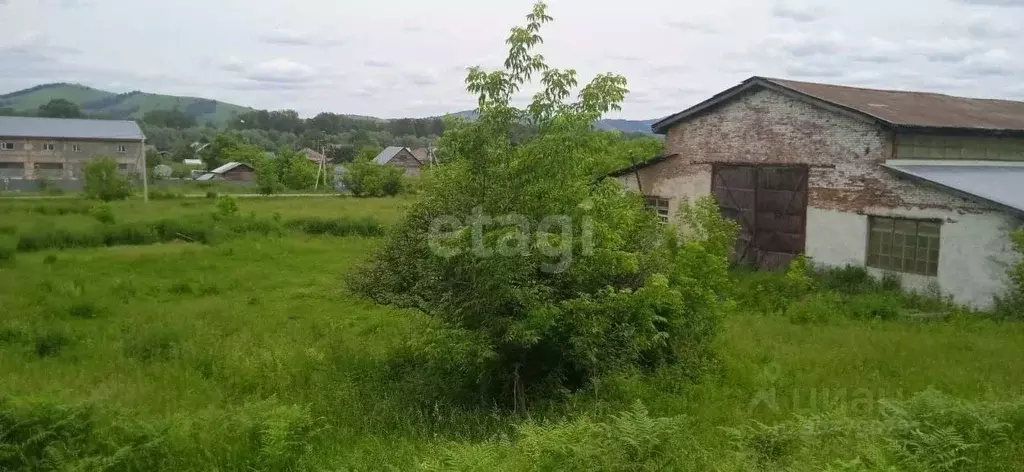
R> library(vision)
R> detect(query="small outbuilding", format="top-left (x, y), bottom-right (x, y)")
top-left (615, 76), bottom-right (1024, 309)
top-left (196, 162), bottom-right (256, 182)
top-left (373, 146), bottom-right (424, 177)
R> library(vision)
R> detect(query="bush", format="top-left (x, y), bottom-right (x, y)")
top-left (995, 228), bottom-right (1024, 319)
top-left (34, 328), bottom-right (72, 357)
top-left (123, 327), bottom-right (181, 362)
top-left (215, 195), bottom-right (239, 217)
top-left (421, 402), bottom-right (694, 471)
top-left (351, 5), bottom-right (734, 408)
top-left (846, 293), bottom-right (903, 320)
top-left (83, 157), bottom-right (133, 201)
top-left (148, 188), bottom-right (183, 200)
top-left (205, 190), bottom-right (219, 199)
top-left (341, 161), bottom-right (405, 197)
top-left (285, 216), bottom-right (384, 237)
top-left (91, 202), bottom-right (117, 224)
top-left (0, 237), bottom-right (15, 264)
top-left (68, 301), bottom-right (99, 319)
top-left (785, 292), bottom-right (843, 325)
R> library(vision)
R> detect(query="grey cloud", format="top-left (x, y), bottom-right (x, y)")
top-left (909, 38), bottom-right (984, 63)
top-left (771, 3), bottom-right (826, 22)
top-left (408, 72), bottom-right (439, 87)
top-left (605, 53), bottom-right (644, 63)
top-left (785, 63), bottom-right (845, 78)
top-left (259, 29), bottom-right (343, 47)
top-left (665, 19), bottom-right (717, 34)
top-left (965, 15), bottom-right (1017, 38)
top-left (364, 59), bottom-right (392, 68)
top-left (954, 0), bottom-right (1024, 5)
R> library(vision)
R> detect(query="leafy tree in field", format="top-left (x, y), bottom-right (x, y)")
top-left (37, 99), bottom-right (82, 118)
top-left (590, 131), bottom-right (664, 177)
top-left (340, 162), bottom-right (404, 197)
top-left (200, 132), bottom-right (245, 170)
top-left (351, 2), bottom-right (735, 410)
top-left (83, 157), bottom-right (132, 201)
top-left (279, 148), bottom-right (319, 190)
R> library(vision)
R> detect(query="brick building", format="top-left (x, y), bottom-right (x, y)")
top-left (0, 116), bottom-right (145, 180)
top-left (615, 76), bottom-right (1024, 308)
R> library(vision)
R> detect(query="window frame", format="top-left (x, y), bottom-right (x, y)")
top-left (72, 144), bottom-right (82, 152)
top-left (866, 215), bottom-right (940, 277)
top-left (0, 142), bottom-right (14, 151)
top-left (116, 144), bottom-right (128, 154)
top-left (42, 143), bottom-right (55, 151)
top-left (644, 196), bottom-right (671, 224)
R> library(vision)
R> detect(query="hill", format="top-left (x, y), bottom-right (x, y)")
top-left (0, 83), bottom-right (252, 124)
top-left (0, 83), bottom-right (659, 133)
top-left (447, 110), bottom-right (658, 134)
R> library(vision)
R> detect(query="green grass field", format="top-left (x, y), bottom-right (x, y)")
top-left (1, 197), bottom-right (1022, 470)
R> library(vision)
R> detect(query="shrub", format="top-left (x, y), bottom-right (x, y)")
top-left (90, 202), bottom-right (116, 224)
top-left (351, 5), bottom-right (734, 408)
top-left (421, 402), bottom-right (692, 471)
top-left (148, 188), bottom-right (183, 200)
top-left (83, 157), bottom-right (132, 201)
top-left (285, 216), bottom-right (383, 237)
top-left (205, 190), bottom-right (219, 199)
top-left (68, 301), bottom-right (99, 319)
top-left (817, 264), bottom-right (879, 294)
top-left (0, 236), bottom-right (15, 264)
top-left (785, 292), bottom-right (843, 325)
top-left (846, 293), bottom-right (902, 320)
top-left (43, 253), bottom-right (58, 264)
top-left (341, 161), bottom-right (405, 197)
top-left (123, 327), bottom-right (181, 362)
top-left (995, 228), bottom-right (1024, 319)
top-left (34, 328), bottom-right (72, 357)
top-left (215, 195), bottom-right (239, 218)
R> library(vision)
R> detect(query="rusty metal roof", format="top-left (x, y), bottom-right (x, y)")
top-left (652, 76), bottom-right (1024, 135)
top-left (884, 160), bottom-right (1024, 215)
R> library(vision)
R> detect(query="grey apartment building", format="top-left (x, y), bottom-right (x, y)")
top-left (0, 116), bottom-right (145, 180)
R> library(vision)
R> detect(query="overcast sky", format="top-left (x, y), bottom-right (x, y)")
top-left (1, 0), bottom-right (1022, 120)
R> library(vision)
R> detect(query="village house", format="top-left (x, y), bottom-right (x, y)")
top-left (373, 146), bottom-right (432, 176)
top-left (196, 162), bottom-right (256, 182)
top-left (0, 116), bottom-right (145, 181)
top-left (614, 76), bottom-right (1024, 309)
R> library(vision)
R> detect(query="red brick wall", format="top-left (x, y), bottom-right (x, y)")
top-left (652, 87), bottom-right (982, 213)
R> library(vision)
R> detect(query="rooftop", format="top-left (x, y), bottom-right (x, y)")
top-left (0, 116), bottom-right (145, 141)
top-left (653, 76), bottom-right (1024, 135)
top-left (884, 160), bottom-right (1024, 216)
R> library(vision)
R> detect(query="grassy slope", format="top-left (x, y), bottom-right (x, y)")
top-left (0, 197), bottom-right (1022, 469)
top-left (0, 84), bottom-right (251, 124)
top-left (0, 83), bottom-right (114, 110)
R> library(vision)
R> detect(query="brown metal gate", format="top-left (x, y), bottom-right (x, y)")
top-left (711, 164), bottom-right (808, 270)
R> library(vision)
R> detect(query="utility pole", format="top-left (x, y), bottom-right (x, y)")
top-left (141, 137), bottom-right (148, 203)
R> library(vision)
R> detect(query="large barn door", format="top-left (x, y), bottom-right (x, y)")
top-left (712, 164), bottom-right (808, 270)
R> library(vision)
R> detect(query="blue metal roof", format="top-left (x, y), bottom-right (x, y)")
top-left (0, 116), bottom-right (144, 141)
top-left (884, 160), bottom-right (1024, 215)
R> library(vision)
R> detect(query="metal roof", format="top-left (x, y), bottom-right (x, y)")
top-left (883, 160), bottom-right (1024, 215)
top-left (653, 76), bottom-right (1024, 135)
top-left (195, 172), bottom-right (216, 181)
top-left (0, 116), bottom-right (144, 140)
top-left (373, 146), bottom-right (407, 165)
top-left (209, 162), bottom-right (248, 174)
top-left (301, 148), bottom-right (326, 163)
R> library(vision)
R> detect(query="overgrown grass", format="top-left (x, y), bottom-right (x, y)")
top-left (0, 199), bottom-right (1023, 470)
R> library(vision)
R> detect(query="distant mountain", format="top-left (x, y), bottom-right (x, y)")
top-left (0, 83), bottom-right (252, 124)
top-left (446, 110), bottom-right (658, 134)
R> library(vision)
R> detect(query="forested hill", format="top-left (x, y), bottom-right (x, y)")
top-left (0, 83), bottom-right (659, 134)
top-left (0, 83), bottom-right (251, 124)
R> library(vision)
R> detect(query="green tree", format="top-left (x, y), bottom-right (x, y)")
top-left (354, 146), bottom-right (382, 163)
top-left (83, 157), bottom-right (132, 201)
top-left (341, 162), bottom-right (404, 197)
top-left (142, 109), bottom-right (197, 129)
top-left (200, 132), bottom-right (244, 170)
top-left (37, 99), bottom-right (82, 118)
top-left (350, 2), bottom-right (734, 410)
top-left (279, 148), bottom-right (319, 190)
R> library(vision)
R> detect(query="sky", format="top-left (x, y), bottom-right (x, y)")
top-left (1, 0), bottom-right (1023, 120)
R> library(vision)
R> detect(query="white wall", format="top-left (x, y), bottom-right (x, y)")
top-left (806, 207), bottom-right (1020, 309)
